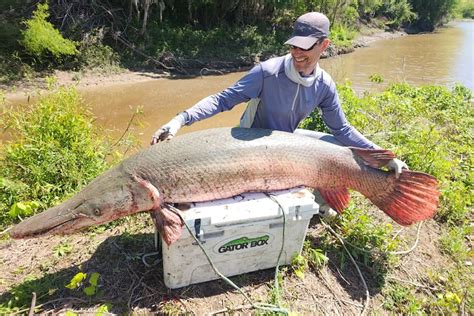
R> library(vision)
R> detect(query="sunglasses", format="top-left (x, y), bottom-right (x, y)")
top-left (289, 39), bottom-right (324, 51)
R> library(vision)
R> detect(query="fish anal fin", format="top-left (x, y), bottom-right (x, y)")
top-left (350, 147), bottom-right (396, 168)
top-left (318, 188), bottom-right (350, 214)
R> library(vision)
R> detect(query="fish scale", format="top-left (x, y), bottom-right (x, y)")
top-left (126, 128), bottom-right (354, 201)
top-left (9, 128), bottom-right (439, 244)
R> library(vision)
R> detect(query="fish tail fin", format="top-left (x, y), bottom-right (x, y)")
top-left (369, 171), bottom-right (440, 225)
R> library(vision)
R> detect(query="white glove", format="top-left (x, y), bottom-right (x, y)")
top-left (151, 113), bottom-right (186, 145)
top-left (385, 158), bottom-right (409, 178)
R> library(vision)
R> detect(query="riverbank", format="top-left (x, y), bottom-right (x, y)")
top-left (2, 27), bottom-right (407, 100)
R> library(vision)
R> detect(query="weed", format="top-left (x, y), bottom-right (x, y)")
top-left (0, 86), bottom-right (113, 229)
top-left (439, 224), bottom-right (472, 262)
top-left (158, 299), bottom-right (184, 314)
top-left (0, 273), bottom-right (62, 313)
top-left (53, 241), bottom-right (73, 257)
top-left (66, 271), bottom-right (101, 297)
top-left (383, 282), bottom-right (422, 313)
top-left (291, 254), bottom-right (307, 279)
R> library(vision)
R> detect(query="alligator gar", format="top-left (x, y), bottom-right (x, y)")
top-left (9, 128), bottom-right (439, 245)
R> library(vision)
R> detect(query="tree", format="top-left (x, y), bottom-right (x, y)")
top-left (409, 0), bottom-right (458, 30)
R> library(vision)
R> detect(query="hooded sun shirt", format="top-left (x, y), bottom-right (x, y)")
top-left (183, 54), bottom-right (375, 148)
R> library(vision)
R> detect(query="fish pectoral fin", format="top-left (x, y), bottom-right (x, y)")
top-left (150, 206), bottom-right (184, 246)
top-left (318, 188), bottom-right (350, 213)
top-left (350, 147), bottom-right (396, 168)
top-left (132, 175), bottom-right (162, 209)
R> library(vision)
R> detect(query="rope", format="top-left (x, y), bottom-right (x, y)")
top-left (166, 200), bottom-right (289, 315)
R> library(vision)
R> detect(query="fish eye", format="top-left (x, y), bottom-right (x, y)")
top-left (94, 208), bottom-right (101, 216)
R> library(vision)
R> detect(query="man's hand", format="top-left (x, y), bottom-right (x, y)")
top-left (386, 158), bottom-right (409, 178)
top-left (150, 113), bottom-right (186, 145)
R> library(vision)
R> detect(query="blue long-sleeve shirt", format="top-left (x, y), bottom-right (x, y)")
top-left (184, 55), bottom-right (375, 148)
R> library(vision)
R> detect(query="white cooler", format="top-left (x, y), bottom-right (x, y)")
top-left (161, 187), bottom-right (319, 289)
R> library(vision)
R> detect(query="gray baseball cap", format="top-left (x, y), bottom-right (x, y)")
top-left (284, 12), bottom-right (330, 49)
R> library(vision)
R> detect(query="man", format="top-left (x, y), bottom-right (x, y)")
top-left (151, 12), bottom-right (408, 213)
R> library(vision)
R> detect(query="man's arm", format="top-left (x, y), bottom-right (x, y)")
top-left (318, 80), bottom-right (408, 177)
top-left (151, 65), bottom-right (263, 144)
top-left (184, 65), bottom-right (263, 125)
top-left (319, 80), bottom-right (375, 148)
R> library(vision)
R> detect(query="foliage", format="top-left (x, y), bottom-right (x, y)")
top-left (8, 201), bottom-right (40, 219)
top-left (292, 242), bottom-right (328, 279)
top-left (322, 204), bottom-right (401, 283)
top-left (75, 28), bottom-right (121, 72)
top-left (439, 224), bottom-right (472, 262)
top-left (383, 282), bottom-right (423, 313)
top-left (0, 86), bottom-right (111, 228)
top-left (147, 22), bottom-right (287, 64)
top-left (0, 0), bottom-right (459, 78)
top-left (408, 0), bottom-right (459, 30)
top-left (369, 73), bottom-right (384, 83)
top-left (20, 2), bottom-right (78, 62)
top-left (66, 271), bottom-right (101, 296)
top-left (329, 23), bottom-right (357, 49)
top-left (455, 0), bottom-right (474, 18)
top-left (336, 82), bottom-right (473, 225)
top-left (0, 53), bottom-right (35, 84)
top-left (378, 0), bottom-right (417, 28)
top-left (53, 241), bottom-right (73, 257)
top-left (0, 273), bottom-right (61, 313)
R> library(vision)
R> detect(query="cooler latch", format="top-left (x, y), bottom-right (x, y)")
top-left (193, 218), bottom-right (205, 244)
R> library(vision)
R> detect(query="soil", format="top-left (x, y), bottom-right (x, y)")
top-left (0, 28), bottom-right (451, 315)
top-left (0, 209), bottom-right (450, 315)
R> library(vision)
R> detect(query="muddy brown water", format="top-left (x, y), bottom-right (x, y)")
top-left (5, 21), bottom-right (473, 146)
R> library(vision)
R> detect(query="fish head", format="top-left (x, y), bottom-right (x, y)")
top-left (9, 168), bottom-right (157, 239)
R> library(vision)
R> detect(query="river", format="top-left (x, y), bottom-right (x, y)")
top-left (6, 21), bottom-right (474, 145)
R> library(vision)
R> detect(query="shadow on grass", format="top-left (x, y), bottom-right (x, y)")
top-left (0, 232), bottom-right (276, 314)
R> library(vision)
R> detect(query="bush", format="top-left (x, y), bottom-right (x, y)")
top-left (20, 2), bottom-right (78, 62)
top-left (0, 86), bottom-right (111, 227)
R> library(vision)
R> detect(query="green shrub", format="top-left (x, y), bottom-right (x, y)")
top-left (0, 86), bottom-right (111, 227)
top-left (20, 2), bottom-right (78, 62)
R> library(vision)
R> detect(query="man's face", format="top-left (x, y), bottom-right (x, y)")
top-left (290, 38), bottom-right (330, 75)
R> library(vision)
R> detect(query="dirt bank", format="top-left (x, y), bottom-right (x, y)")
top-left (2, 28), bottom-right (406, 100)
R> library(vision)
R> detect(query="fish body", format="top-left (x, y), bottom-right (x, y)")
top-left (9, 128), bottom-right (439, 244)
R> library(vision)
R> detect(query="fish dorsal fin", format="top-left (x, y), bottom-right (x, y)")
top-left (318, 188), bottom-right (350, 214)
top-left (350, 147), bottom-right (396, 168)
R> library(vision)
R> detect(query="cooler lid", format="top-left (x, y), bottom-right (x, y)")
top-left (179, 187), bottom-right (318, 228)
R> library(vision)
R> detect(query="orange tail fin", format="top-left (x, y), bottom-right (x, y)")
top-left (370, 171), bottom-right (440, 225)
